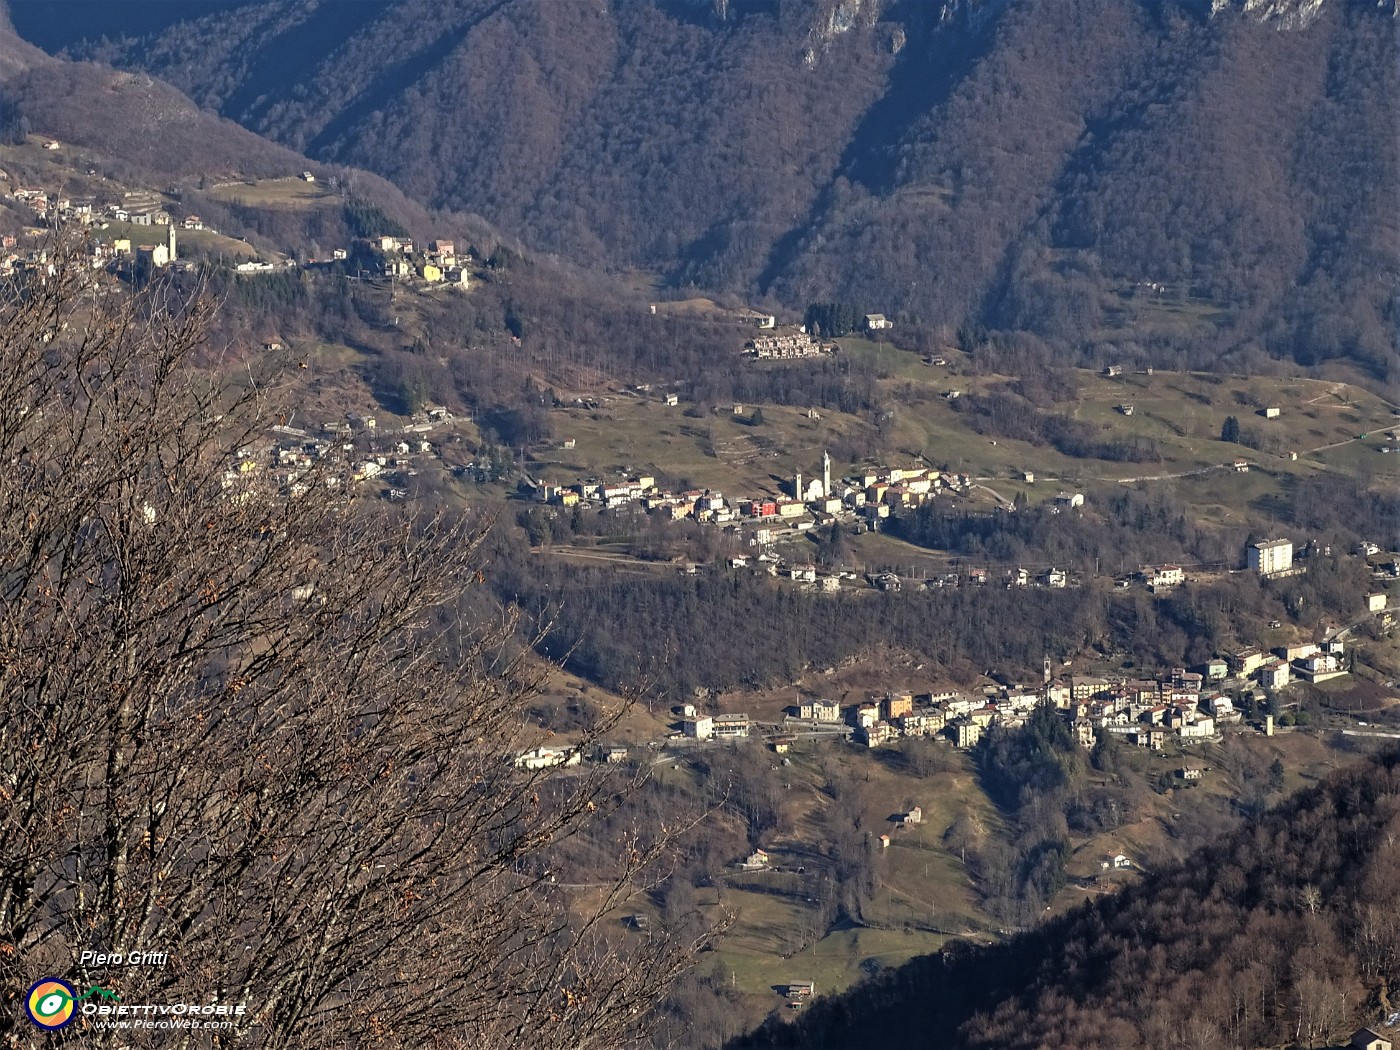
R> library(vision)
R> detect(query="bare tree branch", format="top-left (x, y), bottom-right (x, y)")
top-left (0, 241), bottom-right (702, 1049)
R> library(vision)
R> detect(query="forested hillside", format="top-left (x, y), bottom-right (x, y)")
top-left (0, 14), bottom-right (437, 241)
top-left (730, 744), bottom-right (1400, 1049)
top-left (13, 0), bottom-right (1397, 379)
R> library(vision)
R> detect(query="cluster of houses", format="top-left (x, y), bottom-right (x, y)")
top-left (0, 177), bottom-right (287, 277)
top-left (677, 706), bottom-right (754, 741)
top-left (366, 235), bottom-right (472, 286)
top-left (743, 328), bottom-right (834, 360)
top-left (733, 310), bottom-right (890, 358)
top-left (533, 455), bottom-right (1097, 596)
top-left (8, 185), bottom-right (193, 231)
top-left (3, 167), bottom-right (474, 289)
top-left (1138, 564), bottom-right (1186, 590)
top-left (790, 456), bottom-right (981, 517)
top-left (219, 406), bottom-right (453, 502)
top-left (710, 558), bottom-right (1075, 597)
top-left (786, 686), bottom-right (1026, 750)
top-left (514, 741), bottom-right (630, 771)
top-left (1116, 556), bottom-right (1324, 593)
top-left (781, 658), bottom-right (1317, 754)
top-left (0, 184), bottom-right (199, 274)
top-left (537, 452), bottom-right (983, 534)
top-left (865, 564), bottom-right (1074, 593)
top-left (508, 632), bottom-right (1367, 847)
top-left (1223, 635), bottom-right (1350, 689)
top-left (835, 635), bottom-right (1355, 753)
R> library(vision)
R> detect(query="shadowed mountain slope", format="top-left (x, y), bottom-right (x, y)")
top-left (729, 743), bottom-right (1400, 1050)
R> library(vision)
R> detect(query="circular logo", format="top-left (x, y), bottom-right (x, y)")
top-left (26, 978), bottom-right (77, 1030)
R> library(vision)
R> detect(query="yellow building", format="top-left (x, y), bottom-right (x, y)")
top-left (883, 695), bottom-right (913, 720)
top-left (421, 263), bottom-right (443, 283)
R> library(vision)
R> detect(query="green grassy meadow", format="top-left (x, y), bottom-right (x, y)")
top-left (207, 177), bottom-right (337, 209)
top-left (524, 346), bottom-right (1397, 522)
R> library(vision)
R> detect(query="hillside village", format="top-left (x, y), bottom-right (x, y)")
top-left (254, 394), bottom-right (1399, 631)
top-left (535, 451), bottom-right (998, 532)
top-left (517, 610), bottom-right (1379, 771)
top-left (0, 161), bottom-right (471, 286)
top-left (223, 404), bottom-right (460, 504)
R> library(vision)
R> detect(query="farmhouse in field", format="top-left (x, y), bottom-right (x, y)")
top-left (785, 980), bottom-right (815, 1001)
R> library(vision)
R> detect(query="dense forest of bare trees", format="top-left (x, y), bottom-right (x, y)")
top-left (485, 520), bottom-right (1376, 699)
top-left (0, 249), bottom-right (701, 1048)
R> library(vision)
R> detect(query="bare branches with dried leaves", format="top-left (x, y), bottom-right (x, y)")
top-left (0, 245), bottom-right (704, 1048)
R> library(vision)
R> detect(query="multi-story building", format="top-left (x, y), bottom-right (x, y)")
top-left (712, 714), bottom-right (751, 739)
top-left (1248, 538), bottom-right (1294, 575)
top-left (857, 721), bottom-right (897, 747)
top-left (682, 716), bottom-right (713, 740)
top-left (883, 694), bottom-right (914, 720)
top-left (798, 698), bottom-right (841, 722)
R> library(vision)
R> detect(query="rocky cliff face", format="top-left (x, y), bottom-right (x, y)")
top-left (813, 0), bottom-right (884, 38)
top-left (1213, 0), bottom-right (1328, 28)
top-left (1211, 0), bottom-right (1395, 29)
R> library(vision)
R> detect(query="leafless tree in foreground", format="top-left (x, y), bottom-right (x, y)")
top-left (0, 248), bottom-right (704, 1048)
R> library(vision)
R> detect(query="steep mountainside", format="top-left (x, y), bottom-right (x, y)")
top-left (0, 19), bottom-right (823, 434)
top-left (14, 0), bottom-right (895, 280)
top-left (0, 13), bottom-right (442, 243)
top-left (729, 744), bottom-right (1400, 1050)
top-left (12, 0), bottom-right (1397, 378)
